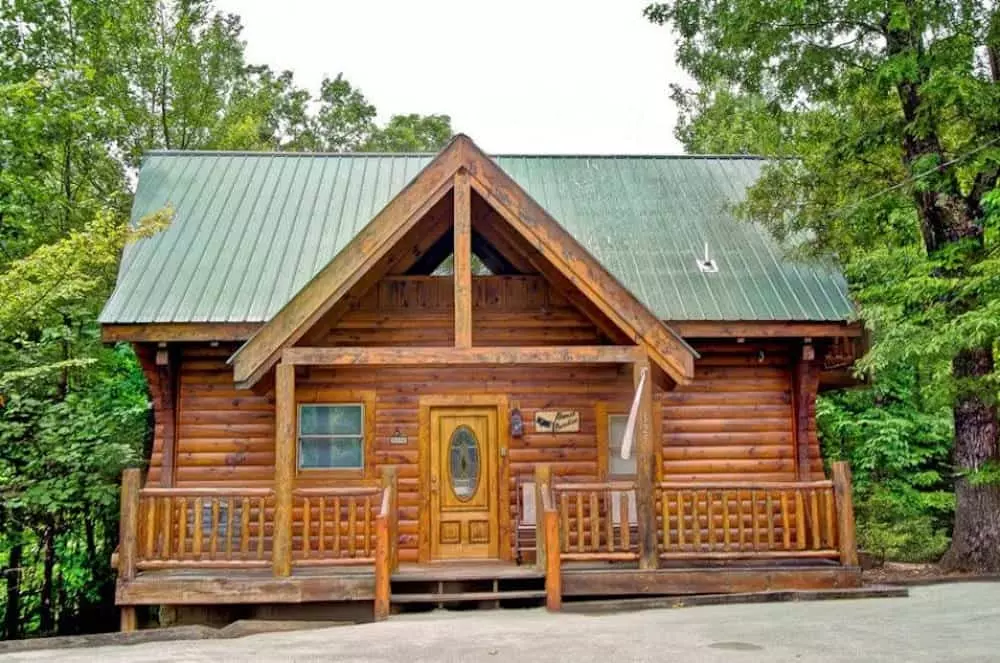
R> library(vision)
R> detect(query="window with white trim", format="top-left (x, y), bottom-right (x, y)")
top-left (607, 414), bottom-right (637, 477)
top-left (298, 404), bottom-right (364, 470)
top-left (607, 413), bottom-right (637, 524)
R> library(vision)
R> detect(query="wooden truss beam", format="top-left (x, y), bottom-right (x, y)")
top-left (282, 345), bottom-right (645, 366)
top-left (453, 169), bottom-right (472, 348)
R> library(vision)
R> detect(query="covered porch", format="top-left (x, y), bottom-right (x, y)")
top-left (114, 453), bottom-right (860, 627)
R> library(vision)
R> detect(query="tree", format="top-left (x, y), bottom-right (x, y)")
top-left (645, 1), bottom-right (1000, 570)
top-left (364, 113), bottom-right (453, 152)
top-left (310, 74), bottom-right (377, 151)
top-left (0, 0), bottom-right (457, 636)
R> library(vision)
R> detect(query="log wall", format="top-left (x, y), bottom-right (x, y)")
top-left (139, 275), bottom-right (824, 562)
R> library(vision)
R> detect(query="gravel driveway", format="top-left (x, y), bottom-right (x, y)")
top-left (3, 583), bottom-right (998, 663)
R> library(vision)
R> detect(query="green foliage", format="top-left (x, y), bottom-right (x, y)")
top-left (0, 0), bottom-right (453, 639)
top-left (818, 372), bottom-right (953, 561)
top-left (365, 114), bottom-right (454, 152)
top-left (647, 0), bottom-right (1000, 567)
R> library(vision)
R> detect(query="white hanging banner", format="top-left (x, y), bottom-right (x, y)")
top-left (619, 367), bottom-right (648, 460)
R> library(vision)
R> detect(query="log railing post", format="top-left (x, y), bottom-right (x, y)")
top-left (273, 363), bottom-right (295, 577)
top-left (380, 465), bottom-right (399, 572)
top-left (374, 487), bottom-right (391, 621)
top-left (118, 468), bottom-right (141, 632)
top-left (534, 464), bottom-right (551, 570)
top-left (119, 468), bottom-right (141, 582)
top-left (831, 461), bottom-right (858, 567)
top-left (633, 356), bottom-right (659, 570)
top-left (542, 486), bottom-right (561, 611)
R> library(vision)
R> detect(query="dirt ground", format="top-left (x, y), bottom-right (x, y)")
top-left (2, 583), bottom-right (999, 663)
top-left (863, 561), bottom-right (1000, 585)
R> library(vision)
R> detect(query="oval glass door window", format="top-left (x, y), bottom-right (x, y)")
top-left (449, 425), bottom-right (481, 501)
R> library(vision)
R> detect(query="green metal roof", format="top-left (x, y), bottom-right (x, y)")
top-left (100, 150), bottom-right (853, 325)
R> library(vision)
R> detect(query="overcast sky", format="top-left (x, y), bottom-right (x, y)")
top-left (214, 0), bottom-right (690, 154)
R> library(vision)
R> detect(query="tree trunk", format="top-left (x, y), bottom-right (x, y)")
top-left (887, 11), bottom-right (1000, 572)
top-left (941, 347), bottom-right (1000, 571)
top-left (39, 522), bottom-right (56, 634)
top-left (4, 542), bottom-right (23, 640)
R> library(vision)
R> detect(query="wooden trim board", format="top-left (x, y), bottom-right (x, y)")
top-left (282, 346), bottom-right (645, 366)
top-left (560, 565), bottom-right (862, 596)
top-left (671, 321), bottom-right (863, 339)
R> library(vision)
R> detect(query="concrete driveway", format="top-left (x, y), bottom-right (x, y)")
top-left (3, 583), bottom-right (998, 663)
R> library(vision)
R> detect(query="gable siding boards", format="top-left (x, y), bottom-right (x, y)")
top-left (100, 152), bottom-right (852, 326)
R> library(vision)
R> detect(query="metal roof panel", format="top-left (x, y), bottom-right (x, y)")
top-left (100, 152), bottom-right (852, 324)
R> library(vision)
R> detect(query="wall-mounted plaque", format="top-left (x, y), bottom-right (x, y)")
top-left (534, 410), bottom-right (580, 433)
top-left (389, 430), bottom-right (408, 445)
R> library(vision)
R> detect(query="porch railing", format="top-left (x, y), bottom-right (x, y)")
top-left (135, 487), bottom-right (274, 570)
top-left (658, 481), bottom-right (839, 560)
top-left (551, 481), bottom-right (639, 562)
top-left (117, 467), bottom-right (400, 581)
top-left (292, 486), bottom-right (382, 566)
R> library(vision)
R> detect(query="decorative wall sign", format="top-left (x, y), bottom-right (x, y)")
top-left (534, 410), bottom-right (580, 433)
top-left (389, 428), bottom-right (408, 445)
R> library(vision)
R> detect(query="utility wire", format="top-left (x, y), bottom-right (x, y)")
top-left (797, 135), bottom-right (1000, 224)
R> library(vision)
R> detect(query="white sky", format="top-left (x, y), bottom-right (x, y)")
top-left (214, 0), bottom-right (690, 154)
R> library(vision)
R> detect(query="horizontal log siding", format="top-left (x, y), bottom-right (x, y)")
top-left (136, 345), bottom-right (170, 486)
top-left (173, 345), bottom-right (275, 487)
top-left (304, 364), bottom-right (630, 562)
top-left (306, 275), bottom-right (605, 347)
top-left (659, 340), bottom-right (823, 482)
top-left (138, 277), bottom-right (820, 564)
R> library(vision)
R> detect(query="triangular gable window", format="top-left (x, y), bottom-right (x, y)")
top-left (430, 254), bottom-right (494, 276)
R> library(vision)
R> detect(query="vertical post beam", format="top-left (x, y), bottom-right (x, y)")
top-left (831, 461), bottom-right (858, 567)
top-left (453, 169), bottom-right (472, 348)
top-left (380, 465), bottom-right (399, 571)
top-left (374, 510), bottom-right (390, 620)
top-left (544, 507), bottom-right (561, 611)
top-left (154, 345), bottom-right (179, 487)
top-left (534, 464), bottom-right (551, 570)
top-left (118, 467), bottom-right (140, 632)
top-left (792, 342), bottom-right (816, 480)
top-left (273, 363), bottom-right (295, 577)
top-left (119, 468), bottom-right (141, 582)
top-left (634, 357), bottom-right (658, 570)
top-left (120, 607), bottom-right (137, 633)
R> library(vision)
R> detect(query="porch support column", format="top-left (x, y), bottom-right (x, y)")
top-left (273, 363), bottom-right (295, 577)
top-left (154, 344), bottom-right (179, 487)
top-left (633, 355), bottom-right (658, 570)
top-left (453, 168), bottom-right (472, 348)
top-left (792, 341), bottom-right (817, 480)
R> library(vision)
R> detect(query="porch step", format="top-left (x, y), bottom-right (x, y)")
top-left (391, 590), bottom-right (547, 604)
top-left (391, 563), bottom-right (544, 582)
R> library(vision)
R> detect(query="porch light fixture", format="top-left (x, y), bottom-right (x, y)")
top-left (510, 403), bottom-right (524, 438)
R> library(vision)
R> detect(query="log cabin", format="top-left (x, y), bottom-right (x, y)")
top-left (101, 135), bottom-right (864, 629)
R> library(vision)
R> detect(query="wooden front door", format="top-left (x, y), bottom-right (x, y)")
top-left (429, 406), bottom-right (499, 560)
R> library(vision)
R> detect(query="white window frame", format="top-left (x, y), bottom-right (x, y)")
top-left (297, 403), bottom-right (365, 471)
top-left (606, 413), bottom-right (637, 524)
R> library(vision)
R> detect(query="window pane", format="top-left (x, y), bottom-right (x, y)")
top-left (449, 425), bottom-right (480, 501)
top-left (299, 437), bottom-right (363, 469)
top-left (300, 405), bottom-right (362, 436)
top-left (608, 415), bottom-right (636, 476)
